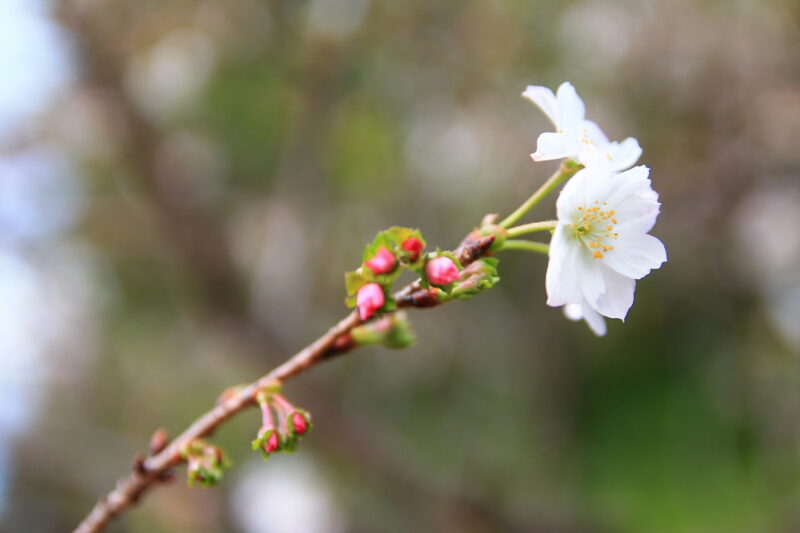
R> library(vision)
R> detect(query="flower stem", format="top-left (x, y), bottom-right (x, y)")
top-left (500, 240), bottom-right (549, 255)
top-left (259, 400), bottom-right (275, 429)
top-left (506, 220), bottom-right (557, 238)
top-left (498, 159), bottom-right (582, 228)
top-left (272, 394), bottom-right (294, 413)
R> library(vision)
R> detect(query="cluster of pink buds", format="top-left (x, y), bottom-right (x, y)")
top-left (346, 228), bottom-right (478, 322)
top-left (252, 386), bottom-right (313, 458)
top-left (350, 231), bottom-right (428, 321)
top-left (181, 439), bottom-right (229, 487)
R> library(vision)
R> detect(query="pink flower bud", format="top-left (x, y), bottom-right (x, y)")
top-left (291, 413), bottom-right (308, 435)
top-left (425, 257), bottom-right (461, 286)
top-left (365, 247), bottom-right (397, 274)
top-left (357, 282), bottom-right (385, 320)
top-left (264, 431), bottom-right (280, 453)
top-left (401, 237), bottom-right (424, 261)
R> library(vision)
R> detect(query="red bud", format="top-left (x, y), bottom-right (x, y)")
top-left (264, 431), bottom-right (280, 453)
top-left (401, 237), bottom-right (424, 261)
top-left (292, 413), bottom-right (309, 435)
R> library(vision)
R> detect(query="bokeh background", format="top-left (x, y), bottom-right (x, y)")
top-left (3, 0), bottom-right (800, 532)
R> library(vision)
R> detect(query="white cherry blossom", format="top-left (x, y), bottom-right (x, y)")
top-left (545, 165), bottom-right (666, 335)
top-left (522, 82), bottom-right (641, 172)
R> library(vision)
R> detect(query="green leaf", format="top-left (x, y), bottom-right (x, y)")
top-left (449, 258), bottom-right (501, 301)
top-left (345, 270), bottom-right (370, 296)
top-left (384, 314), bottom-right (416, 349)
top-left (350, 311), bottom-right (416, 349)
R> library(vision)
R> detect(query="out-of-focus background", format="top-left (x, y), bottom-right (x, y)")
top-left (2, 0), bottom-right (800, 532)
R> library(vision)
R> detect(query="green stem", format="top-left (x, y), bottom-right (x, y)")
top-left (506, 220), bottom-right (557, 238)
top-left (498, 159), bottom-right (582, 228)
top-left (500, 240), bottom-right (549, 255)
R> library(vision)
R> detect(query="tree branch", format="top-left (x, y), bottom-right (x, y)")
top-left (73, 230), bottom-right (495, 533)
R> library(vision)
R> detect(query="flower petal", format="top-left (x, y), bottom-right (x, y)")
top-left (532, 131), bottom-right (580, 161)
top-left (603, 233), bottom-right (666, 279)
top-left (563, 301), bottom-right (607, 336)
top-left (592, 263), bottom-right (635, 319)
top-left (556, 168), bottom-right (594, 221)
top-left (522, 85), bottom-right (559, 127)
top-left (556, 82), bottom-right (585, 129)
top-left (578, 144), bottom-right (614, 170)
top-left (616, 164), bottom-right (650, 182)
top-left (605, 166), bottom-right (659, 211)
top-left (583, 165), bottom-right (621, 201)
top-left (581, 134), bottom-right (642, 172)
top-left (605, 169), bottom-right (661, 231)
top-left (577, 248), bottom-right (606, 309)
top-left (564, 303), bottom-right (583, 321)
top-left (583, 120), bottom-right (609, 146)
top-left (581, 302), bottom-right (608, 336)
top-left (546, 225), bottom-right (583, 307)
top-left (614, 204), bottom-right (660, 234)
top-left (608, 137), bottom-right (642, 171)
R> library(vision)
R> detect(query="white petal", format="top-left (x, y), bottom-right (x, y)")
top-left (608, 137), bottom-right (642, 171)
top-left (582, 165), bottom-right (620, 203)
top-left (611, 186), bottom-right (660, 230)
top-left (592, 264), bottom-right (635, 320)
top-left (545, 225), bottom-right (583, 307)
top-left (556, 169), bottom-right (593, 221)
top-left (577, 248), bottom-right (606, 309)
top-left (556, 82), bottom-right (586, 129)
top-left (580, 303), bottom-right (608, 336)
top-left (564, 303), bottom-right (583, 321)
top-left (603, 233), bottom-right (667, 279)
top-left (562, 301), bottom-right (607, 336)
top-left (614, 205), bottom-right (660, 234)
top-left (532, 131), bottom-right (580, 161)
top-left (578, 144), bottom-right (613, 170)
top-left (604, 166), bottom-right (656, 207)
top-left (583, 120), bottom-right (609, 146)
top-left (558, 167), bottom-right (613, 217)
top-left (606, 173), bottom-right (661, 231)
top-left (615, 165), bottom-right (650, 184)
top-left (522, 85), bottom-right (559, 127)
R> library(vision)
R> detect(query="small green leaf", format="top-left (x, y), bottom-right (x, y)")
top-left (384, 313), bottom-right (416, 349)
top-left (345, 270), bottom-right (370, 297)
top-left (350, 311), bottom-right (416, 349)
top-left (449, 258), bottom-right (501, 300)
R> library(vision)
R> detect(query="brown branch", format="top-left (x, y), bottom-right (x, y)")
top-left (73, 231), bottom-right (495, 533)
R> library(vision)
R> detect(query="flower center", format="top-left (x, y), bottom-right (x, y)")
top-left (571, 201), bottom-right (619, 259)
top-left (579, 128), bottom-right (594, 146)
